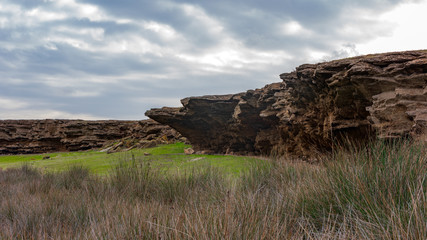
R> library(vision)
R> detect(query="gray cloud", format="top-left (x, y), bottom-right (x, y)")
top-left (0, 0), bottom-right (422, 119)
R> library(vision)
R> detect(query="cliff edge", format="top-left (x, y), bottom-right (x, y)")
top-left (146, 50), bottom-right (427, 156)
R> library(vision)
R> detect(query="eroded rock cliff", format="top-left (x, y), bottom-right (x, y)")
top-left (146, 50), bottom-right (427, 156)
top-left (0, 119), bottom-right (183, 154)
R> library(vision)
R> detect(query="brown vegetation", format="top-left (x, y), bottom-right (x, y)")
top-left (0, 140), bottom-right (425, 239)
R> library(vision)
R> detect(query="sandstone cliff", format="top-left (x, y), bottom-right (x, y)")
top-left (0, 119), bottom-right (182, 154)
top-left (146, 50), bottom-right (427, 156)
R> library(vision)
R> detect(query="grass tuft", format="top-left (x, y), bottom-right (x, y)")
top-left (300, 140), bottom-right (427, 238)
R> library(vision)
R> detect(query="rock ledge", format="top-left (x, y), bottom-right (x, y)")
top-left (0, 119), bottom-right (183, 154)
top-left (146, 50), bottom-right (427, 156)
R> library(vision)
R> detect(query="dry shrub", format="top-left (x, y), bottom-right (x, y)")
top-left (0, 140), bottom-right (425, 239)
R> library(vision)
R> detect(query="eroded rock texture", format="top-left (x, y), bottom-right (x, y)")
top-left (146, 50), bottom-right (427, 156)
top-left (0, 119), bottom-right (182, 154)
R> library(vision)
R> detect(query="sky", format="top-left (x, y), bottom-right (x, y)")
top-left (1, 0), bottom-right (426, 120)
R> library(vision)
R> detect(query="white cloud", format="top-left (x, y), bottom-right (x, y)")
top-left (143, 21), bottom-right (180, 40)
top-left (26, 8), bottom-right (67, 22)
top-left (356, 1), bottom-right (427, 54)
top-left (306, 49), bottom-right (329, 62)
top-left (101, 36), bottom-right (164, 55)
top-left (0, 0), bottom-right (146, 53)
top-left (0, 3), bottom-right (66, 28)
top-left (179, 3), bottom-right (224, 36)
top-left (55, 26), bottom-right (105, 41)
top-left (134, 97), bottom-right (181, 108)
top-left (281, 20), bottom-right (312, 36)
top-left (0, 109), bottom-right (103, 120)
top-left (27, 76), bottom-right (111, 96)
top-left (68, 90), bottom-right (101, 98)
top-left (54, 0), bottom-right (107, 22)
top-left (337, 7), bottom-right (394, 40)
top-left (43, 42), bottom-right (58, 50)
top-left (177, 40), bottom-right (291, 74)
top-left (0, 97), bottom-right (29, 110)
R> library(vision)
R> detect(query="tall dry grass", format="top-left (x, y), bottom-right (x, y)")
top-left (0, 140), bottom-right (425, 239)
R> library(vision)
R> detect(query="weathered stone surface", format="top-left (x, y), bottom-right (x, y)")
top-left (0, 119), bottom-right (183, 154)
top-left (146, 50), bottom-right (427, 156)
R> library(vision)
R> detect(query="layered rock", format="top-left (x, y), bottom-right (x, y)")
top-left (146, 50), bottom-right (427, 156)
top-left (0, 119), bottom-right (183, 154)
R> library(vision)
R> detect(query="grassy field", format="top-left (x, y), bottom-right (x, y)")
top-left (0, 142), bottom-right (262, 176)
top-left (0, 140), bottom-right (425, 239)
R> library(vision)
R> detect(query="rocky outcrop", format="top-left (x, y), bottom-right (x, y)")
top-left (146, 50), bottom-right (427, 156)
top-left (0, 119), bottom-right (183, 154)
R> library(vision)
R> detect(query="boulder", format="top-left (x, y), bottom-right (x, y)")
top-left (146, 50), bottom-right (427, 156)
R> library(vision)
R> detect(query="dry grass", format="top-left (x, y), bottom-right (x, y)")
top-left (0, 140), bottom-right (425, 239)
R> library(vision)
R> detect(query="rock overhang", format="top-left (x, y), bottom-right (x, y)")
top-left (146, 50), bottom-right (427, 156)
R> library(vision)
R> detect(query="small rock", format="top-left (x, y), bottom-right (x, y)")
top-left (144, 152), bottom-right (151, 156)
top-left (100, 146), bottom-right (113, 153)
top-left (189, 157), bottom-right (205, 162)
top-left (184, 148), bottom-right (195, 155)
top-left (199, 150), bottom-right (214, 155)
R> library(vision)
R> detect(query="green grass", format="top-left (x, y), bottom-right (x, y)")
top-left (0, 142), bottom-right (262, 176)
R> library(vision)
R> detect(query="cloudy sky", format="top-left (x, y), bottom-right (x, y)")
top-left (1, 0), bottom-right (426, 120)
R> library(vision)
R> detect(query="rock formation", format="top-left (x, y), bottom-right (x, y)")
top-left (0, 119), bottom-right (183, 154)
top-left (146, 50), bottom-right (427, 156)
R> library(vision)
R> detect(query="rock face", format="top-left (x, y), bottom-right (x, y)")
top-left (146, 50), bottom-right (427, 156)
top-left (0, 119), bottom-right (183, 154)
